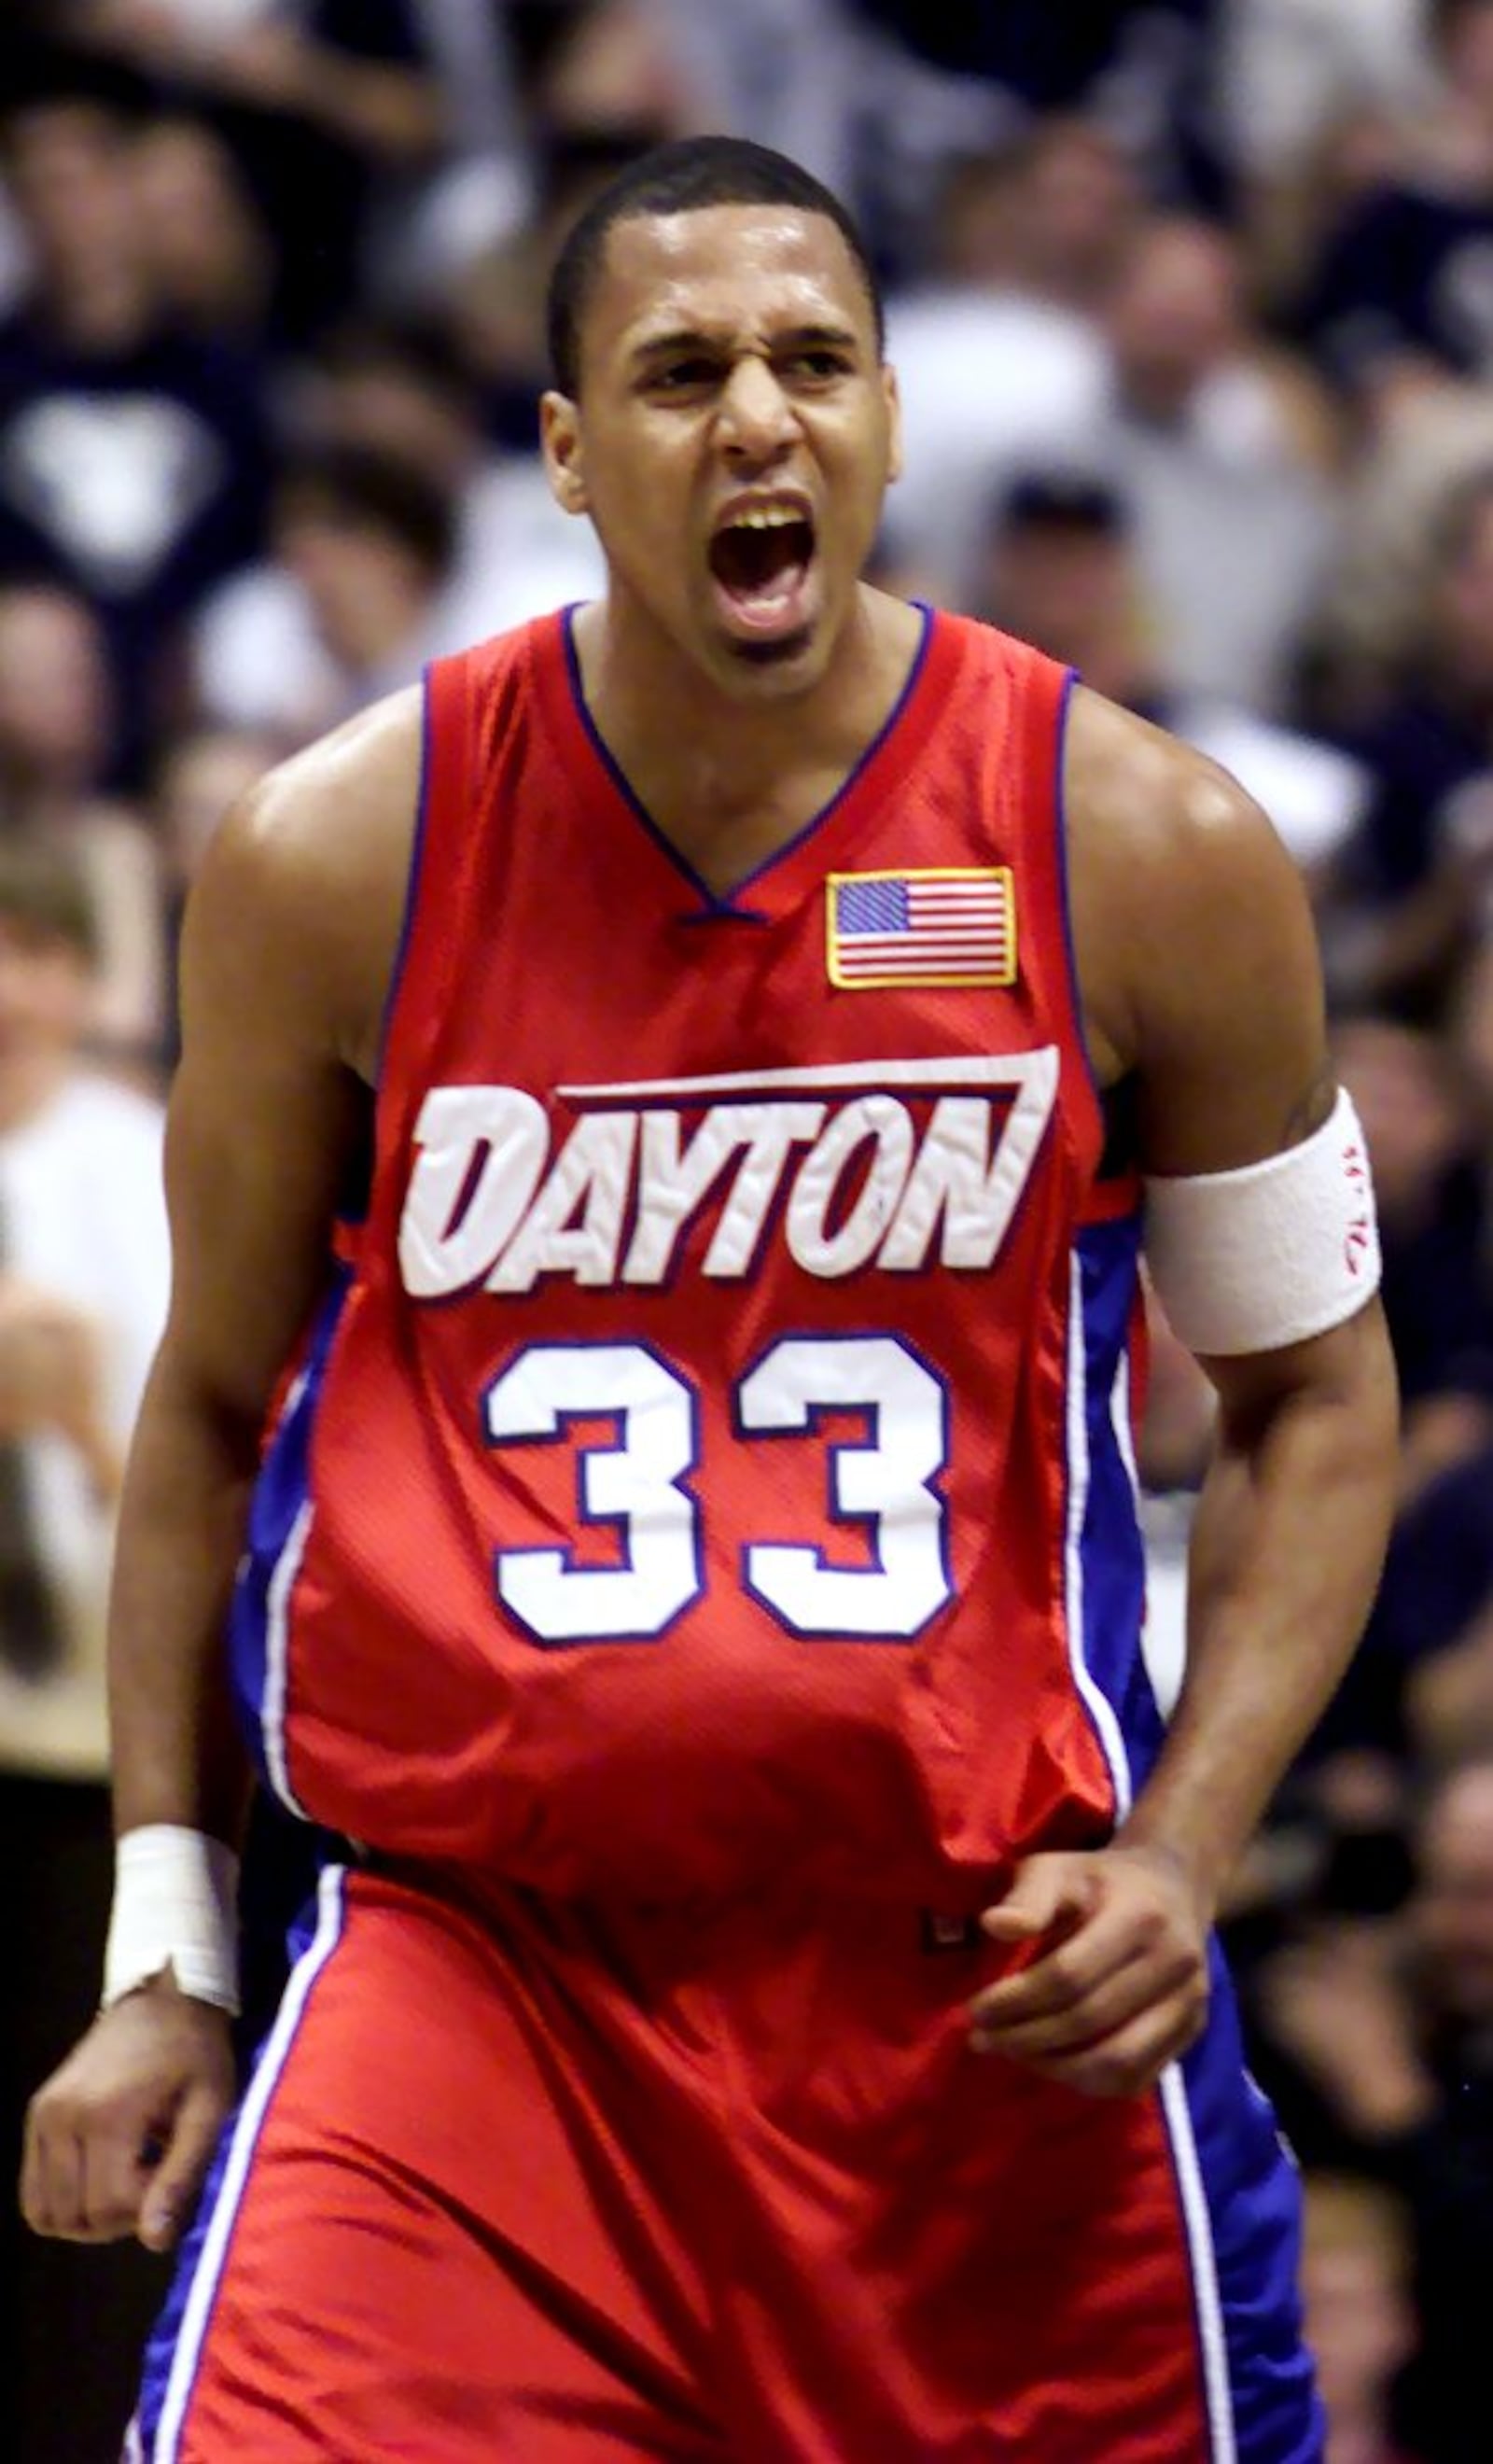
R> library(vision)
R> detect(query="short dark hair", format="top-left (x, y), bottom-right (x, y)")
top-left (545, 133), bottom-right (884, 397)
top-left (274, 442), bottom-right (458, 580)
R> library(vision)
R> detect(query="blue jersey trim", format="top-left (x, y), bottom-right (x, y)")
top-left (1066, 1219), bottom-right (1320, 2459)
top-left (1051, 667), bottom-right (1109, 1126)
top-left (1071, 1214), bottom-right (1165, 1792)
top-left (1062, 1214), bottom-right (1152, 1821)
top-left (134, 1867), bottom-right (350, 2460)
top-left (230, 1267), bottom-right (353, 1808)
top-left (372, 666), bottom-right (435, 1086)
top-left (1165, 1955), bottom-right (1324, 2461)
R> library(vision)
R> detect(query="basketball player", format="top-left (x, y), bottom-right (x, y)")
top-left (21, 138), bottom-right (1397, 2461)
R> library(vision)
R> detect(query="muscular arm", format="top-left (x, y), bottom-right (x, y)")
top-left (1076, 692), bottom-right (1399, 1901)
top-left (972, 690), bottom-right (1399, 2091)
top-left (111, 693), bottom-right (418, 1845)
top-left (1126, 1312), bottom-right (1393, 1894)
top-left (22, 693), bottom-right (418, 2247)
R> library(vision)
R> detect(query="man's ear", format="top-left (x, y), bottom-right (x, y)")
top-left (882, 360), bottom-right (902, 487)
top-left (540, 391), bottom-right (588, 517)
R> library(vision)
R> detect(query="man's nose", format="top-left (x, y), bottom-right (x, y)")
top-left (716, 357), bottom-right (796, 455)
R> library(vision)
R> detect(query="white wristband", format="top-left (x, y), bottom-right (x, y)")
top-left (102, 1826), bottom-right (242, 2016)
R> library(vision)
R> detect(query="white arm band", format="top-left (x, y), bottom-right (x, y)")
top-left (1144, 1087), bottom-right (1381, 1357)
top-left (101, 1826), bottom-right (241, 2015)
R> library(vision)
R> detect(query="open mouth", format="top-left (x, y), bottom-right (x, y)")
top-left (707, 506), bottom-right (816, 637)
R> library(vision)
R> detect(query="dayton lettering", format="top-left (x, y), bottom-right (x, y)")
top-left (398, 1054), bottom-right (1058, 1298)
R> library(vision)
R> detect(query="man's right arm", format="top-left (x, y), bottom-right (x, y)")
top-left (21, 692), bottom-right (420, 2252)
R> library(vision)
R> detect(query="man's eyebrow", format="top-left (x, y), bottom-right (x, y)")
top-left (768, 322), bottom-right (862, 347)
top-left (772, 322), bottom-right (860, 353)
top-left (629, 327), bottom-right (723, 366)
top-left (629, 320), bottom-right (861, 365)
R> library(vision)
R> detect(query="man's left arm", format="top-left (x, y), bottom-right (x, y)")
top-left (970, 691), bottom-right (1400, 2092)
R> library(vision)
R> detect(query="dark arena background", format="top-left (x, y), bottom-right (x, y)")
top-left (2, 4), bottom-right (1492, 2458)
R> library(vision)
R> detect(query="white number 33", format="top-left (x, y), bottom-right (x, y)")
top-left (483, 1336), bottom-right (951, 1645)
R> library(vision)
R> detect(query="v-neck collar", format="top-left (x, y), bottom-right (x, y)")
top-left (534, 602), bottom-right (960, 922)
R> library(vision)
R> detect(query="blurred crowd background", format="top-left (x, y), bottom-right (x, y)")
top-left (2, 4), bottom-right (1493, 2459)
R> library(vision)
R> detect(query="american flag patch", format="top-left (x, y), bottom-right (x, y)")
top-left (827, 869), bottom-right (1016, 989)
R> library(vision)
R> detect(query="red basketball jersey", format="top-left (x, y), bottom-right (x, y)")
top-left (233, 606), bottom-right (1151, 1904)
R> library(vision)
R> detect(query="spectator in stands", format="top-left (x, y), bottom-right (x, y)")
top-left (878, 132), bottom-right (1121, 606)
top-left (0, 831), bottom-right (172, 2464)
top-left (300, 313), bottom-right (604, 646)
top-left (1392, 1757), bottom-right (1493, 2462)
top-left (1335, 1013), bottom-right (1493, 1489)
top-left (129, 112), bottom-right (273, 345)
top-left (198, 303), bottom-right (611, 738)
top-left (1452, 867), bottom-right (1493, 1128)
top-left (444, 123), bottom-right (663, 462)
top-left (1377, 1446), bottom-right (1493, 1764)
top-left (935, 118), bottom-right (1145, 315)
top-left (0, 60), bottom-right (271, 783)
top-left (1100, 210), bottom-right (1342, 713)
top-left (854, 0), bottom-right (1224, 210)
top-left (1299, 2172), bottom-right (1422, 2463)
top-left (192, 442), bottom-right (457, 743)
top-left (0, 581), bottom-right (166, 1072)
top-left (1247, 1756), bottom-right (1493, 2462)
top-left (1294, 1015), bottom-right (1493, 1767)
top-left (974, 466), bottom-right (1171, 715)
top-left (1305, 0), bottom-right (1493, 424)
top-left (60, 0), bottom-right (448, 344)
top-left (1319, 466), bottom-right (1493, 1017)
top-left (0, 835), bottom-right (167, 1765)
top-left (1219, 0), bottom-right (1426, 223)
top-left (649, 0), bottom-right (865, 210)
top-left (973, 465), bottom-right (1367, 871)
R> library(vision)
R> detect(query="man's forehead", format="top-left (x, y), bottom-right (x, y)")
top-left (593, 203), bottom-right (872, 348)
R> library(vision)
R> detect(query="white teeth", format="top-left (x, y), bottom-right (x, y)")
top-left (731, 508), bottom-right (802, 531)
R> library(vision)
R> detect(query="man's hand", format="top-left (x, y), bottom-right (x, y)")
top-left (969, 1844), bottom-right (1210, 2095)
top-left (21, 1978), bottom-right (236, 2254)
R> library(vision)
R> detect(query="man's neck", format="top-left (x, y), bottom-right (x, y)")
top-left (570, 587), bottom-right (925, 889)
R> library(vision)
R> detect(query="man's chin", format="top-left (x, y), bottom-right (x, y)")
top-left (729, 623), bottom-right (816, 670)
top-left (695, 613), bottom-right (826, 696)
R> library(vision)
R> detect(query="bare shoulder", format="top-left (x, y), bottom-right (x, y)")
top-left (201, 687), bottom-right (421, 915)
top-left (1063, 687), bottom-right (1329, 1173)
top-left (1064, 688), bottom-right (1312, 996)
top-left (184, 688), bottom-right (423, 1085)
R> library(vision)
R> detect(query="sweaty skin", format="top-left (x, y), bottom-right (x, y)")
top-left (22, 201), bottom-right (1397, 2252)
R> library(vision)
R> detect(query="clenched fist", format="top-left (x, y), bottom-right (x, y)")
top-left (22, 1975), bottom-right (236, 2253)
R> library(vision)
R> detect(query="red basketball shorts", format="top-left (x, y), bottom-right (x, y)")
top-left (130, 1861), bottom-right (1321, 2461)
